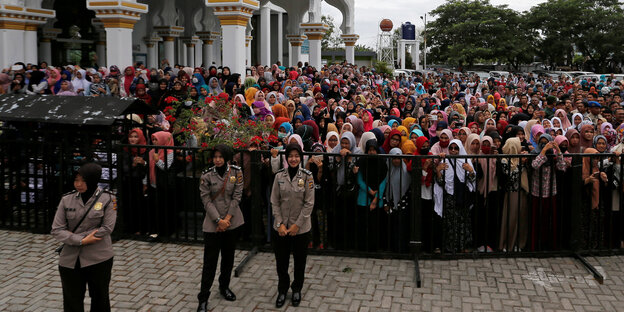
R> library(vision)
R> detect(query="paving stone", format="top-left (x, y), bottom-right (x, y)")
top-left (1, 230), bottom-right (624, 311)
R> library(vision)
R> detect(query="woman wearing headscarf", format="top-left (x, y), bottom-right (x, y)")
top-left (51, 163), bottom-right (117, 312)
top-left (434, 139), bottom-right (476, 253)
top-left (327, 131), bottom-right (361, 249)
top-left (146, 131), bottom-right (178, 240)
top-left (272, 104), bottom-right (289, 119)
top-left (270, 143), bottom-right (314, 308)
top-left (529, 124), bottom-right (545, 151)
top-left (474, 135), bottom-right (498, 252)
top-left (498, 137), bottom-right (529, 252)
top-left (120, 128), bottom-right (148, 235)
top-left (409, 136), bottom-right (438, 251)
top-left (358, 131), bottom-right (377, 152)
top-left (564, 128), bottom-right (581, 154)
top-left (196, 144), bottom-right (243, 311)
top-left (579, 124), bottom-right (595, 153)
top-left (582, 147), bottom-right (609, 249)
top-left (324, 131), bottom-right (340, 151)
top-left (119, 66), bottom-right (136, 97)
top-left (354, 139), bottom-right (387, 251)
top-left (244, 87), bottom-right (258, 106)
top-left (430, 129), bottom-right (453, 156)
top-left (72, 69), bottom-right (91, 96)
top-left (383, 148), bottom-right (411, 252)
top-left (529, 133), bottom-right (567, 251)
top-left (361, 110), bottom-right (374, 132)
top-left (26, 70), bottom-right (48, 95)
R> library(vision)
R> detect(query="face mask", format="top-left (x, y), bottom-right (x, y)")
top-left (420, 147), bottom-right (430, 155)
top-left (274, 145), bottom-right (284, 150)
top-left (440, 140), bottom-right (449, 148)
top-left (481, 145), bottom-right (491, 154)
top-left (278, 132), bottom-right (287, 139)
top-left (560, 146), bottom-right (567, 153)
top-left (192, 77), bottom-right (198, 84)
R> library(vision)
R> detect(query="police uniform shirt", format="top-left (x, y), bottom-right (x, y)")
top-left (270, 168), bottom-right (315, 234)
top-left (199, 164), bottom-right (244, 233)
top-left (51, 188), bottom-right (117, 269)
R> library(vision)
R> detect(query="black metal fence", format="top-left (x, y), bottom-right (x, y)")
top-left (3, 137), bottom-right (624, 285)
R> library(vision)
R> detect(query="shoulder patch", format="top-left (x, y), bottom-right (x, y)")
top-left (230, 165), bottom-right (241, 170)
top-left (300, 168), bottom-right (312, 175)
top-left (203, 166), bottom-right (215, 174)
top-left (62, 190), bottom-right (77, 197)
top-left (102, 189), bottom-right (116, 196)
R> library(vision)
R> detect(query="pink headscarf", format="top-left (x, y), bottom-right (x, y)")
top-left (362, 110), bottom-right (374, 132)
top-left (149, 131), bottom-right (174, 186)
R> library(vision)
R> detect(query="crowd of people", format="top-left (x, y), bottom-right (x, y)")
top-left (4, 60), bottom-right (624, 254)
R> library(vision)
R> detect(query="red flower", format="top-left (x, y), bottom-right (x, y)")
top-left (251, 136), bottom-right (263, 145)
top-left (217, 93), bottom-right (229, 101)
top-left (185, 155), bottom-right (193, 163)
top-left (165, 115), bottom-right (176, 123)
top-left (201, 142), bottom-right (208, 149)
top-left (164, 96), bottom-right (178, 104)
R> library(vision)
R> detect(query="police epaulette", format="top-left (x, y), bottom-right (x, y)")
top-left (230, 165), bottom-right (241, 170)
top-left (102, 189), bottom-right (116, 195)
top-left (276, 168), bottom-right (286, 173)
top-left (203, 166), bottom-right (214, 174)
top-left (300, 168), bottom-right (312, 175)
top-left (63, 190), bottom-right (77, 197)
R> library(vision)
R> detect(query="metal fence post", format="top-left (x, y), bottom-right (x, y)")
top-left (569, 155), bottom-right (583, 251)
top-left (410, 155), bottom-right (423, 288)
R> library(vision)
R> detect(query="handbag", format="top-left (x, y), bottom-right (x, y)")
top-left (55, 190), bottom-right (103, 254)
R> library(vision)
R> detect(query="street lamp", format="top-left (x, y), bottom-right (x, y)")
top-left (420, 14), bottom-right (427, 70)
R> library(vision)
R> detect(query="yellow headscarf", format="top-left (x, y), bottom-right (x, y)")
top-left (245, 87), bottom-right (258, 106)
top-left (401, 139), bottom-right (417, 155)
top-left (402, 117), bottom-right (416, 129)
top-left (397, 125), bottom-right (409, 144)
top-left (452, 103), bottom-right (466, 117)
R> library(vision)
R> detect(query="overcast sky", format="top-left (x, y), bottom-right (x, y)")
top-left (322, 0), bottom-right (547, 47)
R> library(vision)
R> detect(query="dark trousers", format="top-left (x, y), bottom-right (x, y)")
top-left (272, 231), bottom-right (309, 294)
top-left (59, 257), bottom-right (113, 312)
top-left (198, 229), bottom-right (239, 302)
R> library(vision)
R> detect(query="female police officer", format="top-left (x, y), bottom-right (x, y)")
top-left (51, 163), bottom-right (117, 312)
top-left (197, 144), bottom-right (244, 312)
top-left (271, 143), bottom-right (315, 308)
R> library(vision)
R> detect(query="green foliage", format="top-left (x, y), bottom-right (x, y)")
top-left (321, 15), bottom-right (343, 50)
top-left (426, 0), bottom-right (624, 71)
top-left (428, 0), bottom-right (533, 68)
top-left (373, 61), bottom-right (393, 76)
top-left (527, 0), bottom-right (624, 72)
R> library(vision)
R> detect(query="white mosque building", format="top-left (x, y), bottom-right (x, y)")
top-left (0, 0), bottom-right (358, 75)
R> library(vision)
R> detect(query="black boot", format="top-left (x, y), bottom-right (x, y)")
top-left (292, 292), bottom-right (301, 307)
top-left (275, 293), bottom-right (287, 308)
top-left (196, 300), bottom-right (208, 312)
top-left (220, 288), bottom-right (236, 301)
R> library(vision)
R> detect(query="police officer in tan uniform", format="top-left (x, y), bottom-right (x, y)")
top-left (271, 143), bottom-right (315, 308)
top-left (51, 163), bottom-right (117, 312)
top-left (197, 144), bottom-right (244, 312)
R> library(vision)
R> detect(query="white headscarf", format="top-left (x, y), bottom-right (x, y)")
top-left (358, 131), bottom-right (377, 152)
top-left (433, 139), bottom-right (475, 217)
top-left (387, 148), bottom-right (410, 207)
top-left (71, 69), bottom-right (90, 95)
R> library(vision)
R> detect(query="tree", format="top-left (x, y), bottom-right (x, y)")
top-left (427, 0), bottom-right (536, 69)
top-left (527, 0), bottom-right (624, 72)
top-left (321, 15), bottom-right (343, 50)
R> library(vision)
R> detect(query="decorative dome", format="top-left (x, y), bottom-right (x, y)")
top-left (380, 19), bottom-right (393, 32)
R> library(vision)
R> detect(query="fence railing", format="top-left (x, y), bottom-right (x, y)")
top-left (2, 139), bottom-right (623, 285)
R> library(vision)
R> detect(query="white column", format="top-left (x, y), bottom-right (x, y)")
top-left (206, 1), bottom-right (258, 71)
top-left (195, 40), bottom-right (202, 67)
top-left (308, 38), bottom-right (321, 69)
top-left (286, 35), bottom-right (304, 67)
top-left (154, 26), bottom-right (184, 67)
top-left (246, 35), bottom-right (252, 66)
top-left (399, 40), bottom-right (406, 69)
top-left (39, 28), bottom-right (60, 64)
top-left (412, 43), bottom-right (420, 70)
top-left (341, 34), bottom-right (359, 65)
top-left (0, 29), bottom-right (24, 68)
top-left (186, 43), bottom-right (195, 68)
top-left (87, 1), bottom-right (147, 69)
top-left (213, 33), bottom-right (222, 67)
top-left (178, 39), bottom-right (186, 65)
top-left (105, 27), bottom-right (134, 69)
top-left (277, 12), bottom-right (283, 64)
top-left (39, 40), bottom-right (52, 64)
top-left (24, 25), bottom-right (38, 64)
top-left (220, 25), bottom-right (246, 75)
top-left (163, 38), bottom-right (175, 67)
top-left (96, 42), bottom-right (107, 67)
top-left (203, 40), bottom-right (213, 66)
top-left (301, 22), bottom-right (328, 69)
top-left (260, 5), bottom-right (271, 66)
top-left (146, 44), bottom-right (157, 69)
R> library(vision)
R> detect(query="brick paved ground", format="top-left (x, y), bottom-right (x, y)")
top-left (1, 229), bottom-right (624, 312)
